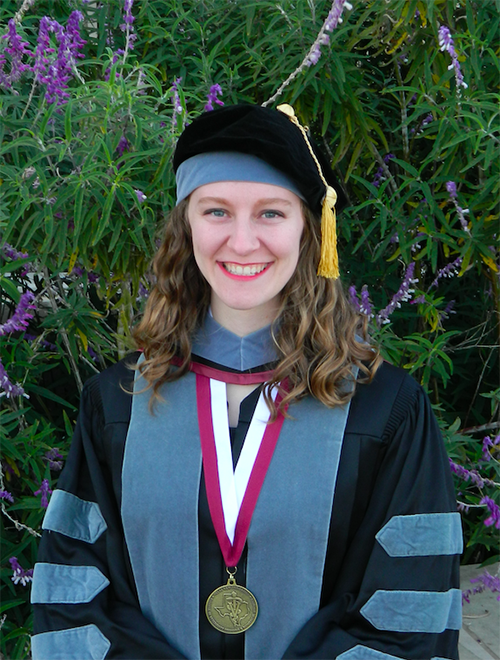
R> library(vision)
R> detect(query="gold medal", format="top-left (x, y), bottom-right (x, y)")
top-left (205, 569), bottom-right (258, 634)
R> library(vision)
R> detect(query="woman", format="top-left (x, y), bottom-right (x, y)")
top-left (32, 104), bottom-right (462, 660)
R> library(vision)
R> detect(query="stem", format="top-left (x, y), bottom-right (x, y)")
top-left (395, 63), bottom-right (410, 161)
top-left (0, 463), bottom-right (40, 537)
top-left (368, 142), bottom-right (399, 198)
top-left (43, 268), bottom-right (83, 394)
top-left (20, 78), bottom-right (38, 120)
top-left (462, 421), bottom-right (500, 434)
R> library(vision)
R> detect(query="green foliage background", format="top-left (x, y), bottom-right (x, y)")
top-left (0, 0), bottom-right (499, 656)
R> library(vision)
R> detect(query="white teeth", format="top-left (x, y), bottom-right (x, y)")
top-left (224, 263), bottom-right (267, 276)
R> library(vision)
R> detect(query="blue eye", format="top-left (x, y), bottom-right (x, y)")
top-left (262, 210), bottom-right (283, 219)
top-left (205, 209), bottom-right (226, 217)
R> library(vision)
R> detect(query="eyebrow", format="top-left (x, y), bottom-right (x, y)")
top-left (196, 197), bottom-right (293, 206)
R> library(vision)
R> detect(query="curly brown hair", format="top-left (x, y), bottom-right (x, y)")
top-left (132, 199), bottom-right (381, 418)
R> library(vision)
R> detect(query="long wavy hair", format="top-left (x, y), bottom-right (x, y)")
top-left (132, 198), bottom-right (381, 418)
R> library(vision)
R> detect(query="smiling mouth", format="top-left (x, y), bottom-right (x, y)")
top-left (222, 263), bottom-right (269, 276)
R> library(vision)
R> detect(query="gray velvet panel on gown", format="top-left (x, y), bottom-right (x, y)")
top-left (122, 370), bottom-right (203, 660)
top-left (245, 394), bottom-right (351, 659)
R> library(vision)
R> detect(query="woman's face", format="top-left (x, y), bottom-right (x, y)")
top-left (188, 181), bottom-right (304, 334)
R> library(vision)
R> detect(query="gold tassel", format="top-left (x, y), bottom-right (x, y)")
top-left (277, 104), bottom-right (340, 279)
top-left (317, 186), bottom-right (339, 279)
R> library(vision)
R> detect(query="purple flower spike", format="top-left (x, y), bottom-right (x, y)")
top-left (9, 557), bottom-right (33, 587)
top-left (116, 135), bottom-right (129, 159)
top-left (0, 490), bottom-right (14, 503)
top-left (348, 285), bottom-right (360, 311)
top-left (438, 25), bottom-right (468, 92)
top-left (445, 183), bottom-right (469, 233)
top-left (2, 243), bottom-right (29, 261)
top-left (204, 83), bottom-right (224, 112)
top-left (0, 291), bottom-right (36, 336)
top-left (470, 570), bottom-right (500, 602)
top-left (135, 189), bottom-right (147, 204)
top-left (480, 496), bottom-right (500, 529)
top-left (429, 256), bottom-right (462, 289)
top-left (446, 181), bottom-right (457, 199)
top-left (170, 77), bottom-right (183, 126)
top-left (482, 436), bottom-right (493, 462)
top-left (0, 20), bottom-right (33, 88)
top-left (305, 0), bottom-right (353, 67)
top-left (44, 448), bottom-right (64, 471)
top-left (448, 458), bottom-right (497, 490)
top-left (360, 285), bottom-right (373, 317)
top-left (372, 154), bottom-right (395, 188)
top-left (34, 479), bottom-right (53, 509)
top-left (376, 262), bottom-right (418, 325)
top-left (0, 358), bottom-right (28, 399)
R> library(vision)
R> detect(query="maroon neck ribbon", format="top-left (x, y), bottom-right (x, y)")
top-left (196, 372), bottom-right (286, 567)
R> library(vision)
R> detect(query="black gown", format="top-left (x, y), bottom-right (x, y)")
top-left (31, 355), bottom-right (461, 660)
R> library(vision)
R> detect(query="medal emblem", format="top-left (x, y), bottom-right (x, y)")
top-left (206, 573), bottom-right (258, 634)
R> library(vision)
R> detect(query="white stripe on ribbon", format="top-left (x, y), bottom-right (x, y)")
top-left (209, 378), bottom-right (275, 544)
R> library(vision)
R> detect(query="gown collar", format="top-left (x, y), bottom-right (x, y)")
top-left (191, 313), bottom-right (277, 372)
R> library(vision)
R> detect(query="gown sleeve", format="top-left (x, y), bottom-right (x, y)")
top-left (283, 368), bottom-right (462, 660)
top-left (31, 369), bottom-right (186, 660)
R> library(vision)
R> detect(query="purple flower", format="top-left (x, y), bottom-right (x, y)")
top-left (348, 284), bottom-right (373, 316)
top-left (204, 83), bottom-right (224, 112)
top-left (325, 0), bottom-right (353, 32)
top-left (372, 154), bottom-right (395, 188)
top-left (24, 333), bottom-right (57, 351)
top-left (9, 557), bottom-right (33, 587)
top-left (120, 0), bottom-right (138, 53)
top-left (138, 281), bottom-right (149, 300)
top-left (410, 294), bottom-right (426, 305)
top-left (34, 478), bottom-right (52, 508)
top-left (34, 12), bottom-right (86, 105)
top-left (0, 20), bottom-right (32, 88)
top-left (438, 25), bottom-right (468, 92)
top-left (2, 243), bottom-right (29, 261)
top-left (359, 285), bottom-right (373, 317)
top-left (445, 180), bottom-right (457, 199)
top-left (116, 135), bottom-right (129, 159)
top-left (445, 182), bottom-right (469, 233)
top-left (0, 358), bottom-right (27, 398)
top-left (348, 285), bottom-right (360, 311)
top-left (44, 448), bottom-right (63, 471)
top-left (470, 570), bottom-right (500, 602)
top-left (104, 49), bottom-right (125, 81)
top-left (170, 76), bottom-right (183, 123)
top-left (88, 346), bottom-right (98, 362)
top-left (482, 436), bottom-right (493, 462)
top-left (448, 458), bottom-right (497, 489)
top-left (0, 490), bottom-right (14, 504)
top-left (442, 300), bottom-right (456, 316)
top-left (134, 189), bottom-right (147, 204)
top-left (72, 265), bottom-right (84, 278)
top-left (480, 496), bottom-right (500, 529)
top-left (376, 262), bottom-right (418, 325)
top-left (0, 291), bottom-right (36, 336)
top-left (88, 272), bottom-right (99, 284)
top-left (305, 0), bottom-right (353, 67)
top-left (305, 44), bottom-right (322, 66)
top-left (429, 257), bottom-right (463, 289)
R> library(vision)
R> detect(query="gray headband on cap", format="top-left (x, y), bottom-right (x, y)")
top-left (175, 151), bottom-right (306, 204)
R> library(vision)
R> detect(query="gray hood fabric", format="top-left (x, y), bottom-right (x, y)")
top-left (191, 314), bottom-right (278, 371)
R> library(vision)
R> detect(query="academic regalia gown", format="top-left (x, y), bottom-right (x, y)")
top-left (31, 319), bottom-right (462, 660)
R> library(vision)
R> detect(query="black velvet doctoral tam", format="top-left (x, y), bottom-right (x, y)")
top-left (172, 104), bottom-right (347, 215)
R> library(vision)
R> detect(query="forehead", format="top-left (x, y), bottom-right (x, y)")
top-left (189, 180), bottom-right (302, 205)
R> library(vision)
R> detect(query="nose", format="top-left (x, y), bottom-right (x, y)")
top-left (226, 216), bottom-right (260, 254)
